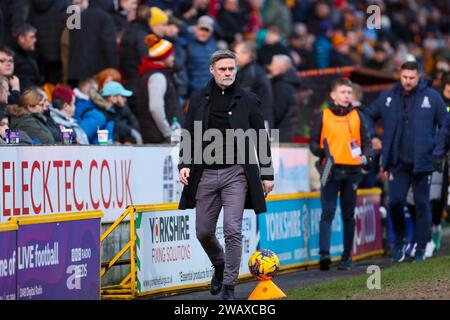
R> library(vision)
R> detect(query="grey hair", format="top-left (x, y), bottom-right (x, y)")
top-left (210, 49), bottom-right (236, 65)
top-left (272, 54), bottom-right (292, 69)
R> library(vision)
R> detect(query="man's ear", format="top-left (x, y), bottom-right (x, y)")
top-left (330, 91), bottom-right (336, 102)
top-left (209, 65), bottom-right (214, 75)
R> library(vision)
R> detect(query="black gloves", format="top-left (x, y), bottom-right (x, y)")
top-left (433, 156), bottom-right (445, 173)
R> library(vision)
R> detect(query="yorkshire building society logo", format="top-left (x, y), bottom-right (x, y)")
top-left (149, 215), bottom-right (190, 244)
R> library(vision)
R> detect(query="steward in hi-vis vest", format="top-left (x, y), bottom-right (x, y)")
top-left (310, 78), bottom-right (373, 272)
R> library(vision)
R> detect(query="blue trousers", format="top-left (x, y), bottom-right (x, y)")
top-left (319, 172), bottom-right (361, 258)
top-left (389, 163), bottom-right (432, 251)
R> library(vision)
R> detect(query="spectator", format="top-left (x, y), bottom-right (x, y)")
top-left (217, 0), bottom-right (245, 45)
top-left (257, 25), bottom-right (290, 68)
top-left (68, 0), bottom-right (118, 86)
top-left (119, 5), bottom-right (152, 104)
top-left (365, 44), bottom-right (389, 71)
top-left (0, 112), bottom-right (9, 144)
top-left (93, 68), bottom-right (122, 91)
top-left (186, 15), bottom-right (217, 95)
top-left (12, 24), bottom-right (42, 90)
top-left (442, 73), bottom-right (450, 109)
top-left (287, 23), bottom-right (314, 70)
top-left (6, 88), bottom-right (55, 144)
top-left (0, 0), bottom-right (27, 46)
top-left (165, 18), bottom-right (189, 105)
top-left (73, 78), bottom-right (116, 144)
top-left (233, 41), bottom-right (274, 129)
top-left (136, 35), bottom-right (179, 143)
top-left (0, 75), bottom-right (9, 114)
top-left (100, 81), bottom-right (142, 144)
top-left (0, 46), bottom-right (20, 104)
top-left (113, 0), bottom-right (139, 37)
top-left (28, 0), bottom-right (71, 84)
top-left (39, 87), bottom-right (62, 142)
top-left (330, 32), bottom-right (354, 67)
top-left (313, 20), bottom-right (333, 69)
top-left (149, 6), bottom-right (169, 38)
top-left (261, 0), bottom-right (292, 38)
top-left (50, 85), bottom-right (89, 144)
top-left (146, 0), bottom-right (180, 15)
top-left (267, 54), bottom-right (299, 142)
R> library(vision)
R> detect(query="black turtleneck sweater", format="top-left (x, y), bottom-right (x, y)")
top-left (203, 82), bottom-right (238, 169)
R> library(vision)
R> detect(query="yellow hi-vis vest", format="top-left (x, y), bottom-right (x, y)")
top-left (320, 108), bottom-right (362, 165)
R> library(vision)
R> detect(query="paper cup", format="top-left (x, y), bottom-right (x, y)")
top-left (97, 129), bottom-right (109, 145)
top-left (61, 128), bottom-right (74, 145)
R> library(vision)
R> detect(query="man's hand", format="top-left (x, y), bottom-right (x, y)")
top-left (371, 137), bottom-right (382, 152)
top-left (433, 156), bottom-right (444, 173)
top-left (179, 168), bottom-right (190, 186)
top-left (9, 75), bottom-right (20, 92)
top-left (262, 180), bottom-right (274, 197)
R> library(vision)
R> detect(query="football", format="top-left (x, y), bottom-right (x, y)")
top-left (248, 249), bottom-right (280, 280)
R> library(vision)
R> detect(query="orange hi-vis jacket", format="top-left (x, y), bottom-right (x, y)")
top-left (320, 108), bottom-right (362, 165)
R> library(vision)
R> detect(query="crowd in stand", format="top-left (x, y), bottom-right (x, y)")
top-left (0, 0), bottom-right (449, 145)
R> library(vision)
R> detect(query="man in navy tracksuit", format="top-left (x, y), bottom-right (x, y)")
top-left (364, 61), bottom-right (447, 262)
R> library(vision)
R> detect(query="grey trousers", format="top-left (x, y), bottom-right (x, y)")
top-left (195, 165), bottom-right (248, 287)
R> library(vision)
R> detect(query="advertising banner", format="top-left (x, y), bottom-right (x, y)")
top-left (16, 215), bottom-right (101, 300)
top-left (352, 193), bottom-right (383, 257)
top-left (135, 208), bottom-right (257, 295)
top-left (0, 145), bottom-right (309, 223)
top-left (0, 223), bottom-right (17, 300)
top-left (259, 197), bottom-right (343, 267)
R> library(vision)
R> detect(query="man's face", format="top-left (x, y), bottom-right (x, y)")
top-left (152, 24), bottom-right (167, 38)
top-left (330, 84), bottom-right (353, 107)
top-left (210, 58), bottom-right (236, 89)
top-left (64, 96), bottom-right (76, 117)
top-left (18, 31), bottom-right (37, 51)
top-left (443, 84), bottom-right (450, 100)
top-left (233, 43), bottom-right (251, 68)
top-left (194, 25), bottom-right (212, 43)
top-left (0, 81), bottom-right (9, 103)
top-left (400, 69), bottom-right (420, 93)
top-left (0, 52), bottom-right (14, 76)
top-left (120, 0), bottom-right (138, 12)
top-left (110, 95), bottom-right (127, 108)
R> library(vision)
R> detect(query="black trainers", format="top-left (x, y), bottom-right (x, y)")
top-left (210, 264), bottom-right (224, 295)
top-left (319, 254), bottom-right (331, 271)
top-left (337, 256), bottom-right (352, 271)
top-left (221, 285), bottom-right (235, 300)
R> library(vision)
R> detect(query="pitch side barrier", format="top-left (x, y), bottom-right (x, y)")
top-left (100, 189), bottom-right (383, 299)
top-left (0, 210), bottom-right (103, 300)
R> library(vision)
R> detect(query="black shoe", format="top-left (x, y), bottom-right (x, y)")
top-left (319, 254), bottom-right (331, 271)
top-left (221, 285), bottom-right (235, 300)
top-left (337, 256), bottom-right (352, 271)
top-left (210, 264), bottom-right (224, 295)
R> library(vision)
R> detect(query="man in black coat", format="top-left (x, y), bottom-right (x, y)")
top-left (233, 41), bottom-right (274, 130)
top-left (68, 0), bottom-right (118, 85)
top-left (178, 50), bottom-right (274, 300)
top-left (28, 0), bottom-right (71, 84)
top-left (12, 24), bottom-right (42, 91)
top-left (267, 54), bottom-right (300, 143)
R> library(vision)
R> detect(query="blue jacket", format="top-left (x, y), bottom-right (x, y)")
top-left (74, 97), bottom-right (116, 144)
top-left (186, 33), bottom-right (217, 94)
top-left (363, 80), bottom-right (447, 173)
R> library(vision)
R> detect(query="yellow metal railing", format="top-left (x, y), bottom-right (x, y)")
top-left (100, 206), bottom-right (137, 300)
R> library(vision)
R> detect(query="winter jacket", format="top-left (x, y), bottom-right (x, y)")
top-left (12, 44), bottom-right (42, 90)
top-left (74, 89), bottom-right (116, 144)
top-left (114, 104), bottom-right (141, 144)
top-left (257, 42), bottom-right (291, 67)
top-left (237, 61), bottom-right (274, 130)
top-left (261, 0), bottom-right (292, 37)
top-left (185, 33), bottom-right (217, 94)
top-left (178, 79), bottom-right (274, 214)
top-left (9, 110), bottom-right (55, 144)
top-left (217, 8), bottom-right (245, 44)
top-left (28, 0), bottom-right (71, 63)
top-left (49, 106), bottom-right (89, 144)
top-left (271, 68), bottom-right (301, 142)
top-left (363, 80), bottom-right (447, 173)
top-left (68, 3), bottom-right (118, 82)
top-left (119, 20), bottom-right (151, 92)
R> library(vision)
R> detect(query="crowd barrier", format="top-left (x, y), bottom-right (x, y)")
top-left (101, 188), bottom-right (382, 299)
top-left (0, 211), bottom-right (103, 300)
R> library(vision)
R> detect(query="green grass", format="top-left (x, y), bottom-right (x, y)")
top-left (286, 255), bottom-right (450, 300)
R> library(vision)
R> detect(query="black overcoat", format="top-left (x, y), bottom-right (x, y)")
top-left (178, 79), bottom-right (274, 214)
